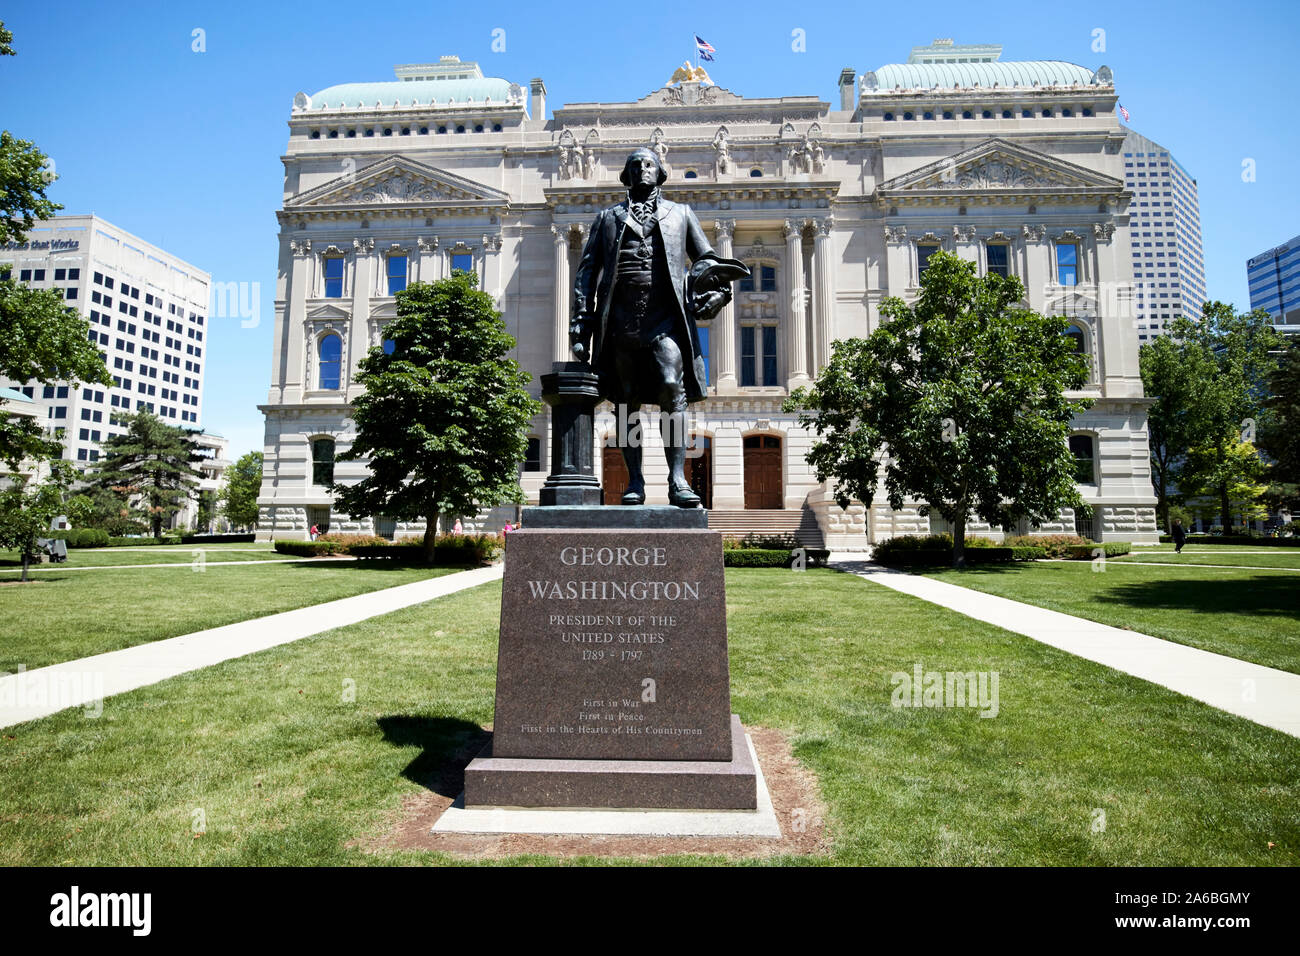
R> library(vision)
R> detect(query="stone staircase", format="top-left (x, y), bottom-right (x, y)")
top-left (707, 507), bottom-right (826, 549)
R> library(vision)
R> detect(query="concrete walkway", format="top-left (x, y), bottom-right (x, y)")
top-left (0, 564), bottom-right (504, 729)
top-left (831, 558), bottom-right (1300, 739)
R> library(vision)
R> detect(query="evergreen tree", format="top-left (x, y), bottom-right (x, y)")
top-left (89, 411), bottom-right (202, 538)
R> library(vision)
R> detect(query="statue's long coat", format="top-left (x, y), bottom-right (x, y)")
top-left (572, 198), bottom-right (718, 403)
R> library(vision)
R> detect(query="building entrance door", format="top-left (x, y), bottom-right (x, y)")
top-left (743, 435), bottom-right (783, 510)
top-left (685, 436), bottom-right (712, 509)
top-left (602, 446), bottom-right (629, 505)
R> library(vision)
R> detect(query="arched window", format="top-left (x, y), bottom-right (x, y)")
top-left (1064, 323), bottom-right (1086, 354)
top-left (1069, 434), bottom-right (1096, 484)
top-left (683, 169), bottom-right (698, 179)
top-left (318, 333), bottom-right (342, 389)
top-left (749, 168), bottom-right (763, 178)
top-left (312, 437), bottom-right (336, 486)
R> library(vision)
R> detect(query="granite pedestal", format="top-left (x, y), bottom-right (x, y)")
top-left (463, 506), bottom-right (758, 811)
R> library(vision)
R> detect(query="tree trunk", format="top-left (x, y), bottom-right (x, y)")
top-left (1156, 473), bottom-right (1169, 532)
top-left (952, 512), bottom-right (967, 569)
top-left (20, 550), bottom-right (30, 583)
top-left (423, 508), bottom-right (438, 564)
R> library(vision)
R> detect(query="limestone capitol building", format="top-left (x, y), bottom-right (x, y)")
top-left (256, 41), bottom-right (1159, 546)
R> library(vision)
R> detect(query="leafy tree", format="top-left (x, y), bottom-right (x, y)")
top-left (1259, 337), bottom-right (1300, 488)
top-left (1, 21), bottom-right (14, 57)
top-left (0, 130), bottom-right (60, 245)
top-left (1139, 333), bottom-right (1223, 530)
top-left (1148, 305), bottom-right (1285, 531)
top-left (89, 411), bottom-right (202, 538)
top-left (0, 461), bottom-right (88, 582)
top-left (219, 450), bottom-right (263, 530)
top-left (334, 274), bottom-right (542, 562)
top-left (785, 250), bottom-right (1091, 568)
top-left (1181, 438), bottom-right (1269, 531)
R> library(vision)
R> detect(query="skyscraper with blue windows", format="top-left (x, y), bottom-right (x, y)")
top-left (1247, 234), bottom-right (1300, 336)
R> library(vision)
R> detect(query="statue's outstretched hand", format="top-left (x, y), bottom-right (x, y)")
top-left (570, 315), bottom-right (591, 362)
top-left (692, 289), bottom-right (731, 321)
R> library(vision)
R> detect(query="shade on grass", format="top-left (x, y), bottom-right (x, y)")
top-left (0, 569), bottom-right (1295, 866)
top-left (0, 560), bottom-right (466, 670)
top-left (920, 560), bottom-right (1300, 674)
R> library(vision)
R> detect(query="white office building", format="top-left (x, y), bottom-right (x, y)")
top-left (1120, 129), bottom-right (1207, 340)
top-left (0, 215), bottom-right (212, 470)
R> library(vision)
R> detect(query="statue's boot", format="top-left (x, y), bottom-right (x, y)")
top-left (665, 443), bottom-right (701, 508)
top-left (621, 445), bottom-right (646, 505)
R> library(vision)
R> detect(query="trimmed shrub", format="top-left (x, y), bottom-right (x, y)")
top-left (1063, 541), bottom-right (1131, 559)
top-left (1157, 534), bottom-right (1300, 547)
top-left (872, 533), bottom-right (999, 563)
top-left (274, 540), bottom-right (345, 557)
top-left (1005, 534), bottom-right (1097, 558)
top-left (106, 536), bottom-right (172, 547)
top-left (180, 533), bottom-right (256, 545)
top-left (51, 528), bottom-right (110, 548)
top-left (875, 546), bottom-right (1045, 567)
top-left (723, 549), bottom-right (792, 568)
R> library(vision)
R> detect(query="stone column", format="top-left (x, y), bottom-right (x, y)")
top-left (812, 215), bottom-right (836, 373)
top-left (482, 234), bottom-right (503, 309)
top-left (784, 219), bottom-right (810, 389)
top-left (350, 237), bottom-right (373, 397)
top-left (417, 235), bottom-right (439, 284)
top-left (552, 224), bottom-right (572, 362)
top-left (282, 239), bottom-right (311, 403)
top-left (713, 219), bottom-right (738, 393)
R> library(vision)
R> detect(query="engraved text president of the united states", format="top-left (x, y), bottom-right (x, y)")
top-left (570, 148), bottom-right (747, 507)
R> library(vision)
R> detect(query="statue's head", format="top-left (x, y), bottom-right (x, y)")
top-left (619, 148), bottom-right (667, 188)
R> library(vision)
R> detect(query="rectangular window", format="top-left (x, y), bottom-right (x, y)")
top-left (386, 255), bottom-right (407, 295)
top-left (740, 326), bottom-right (756, 387)
top-left (451, 252), bottom-right (473, 275)
top-left (760, 265), bottom-right (777, 292)
top-left (524, 437), bottom-right (542, 472)
top-left (1057, 243), bottom-right (1078, 286)
top-left (917, 244), bottom-right (940, 276)
top-left (986, 244), bottom-right (1009, 277)
top-left (55, 268), bottom-right (66, 280)
top-left (324, 257), bottom-right (344, 298)
top-left (761, 326), bottom-right (778, 386)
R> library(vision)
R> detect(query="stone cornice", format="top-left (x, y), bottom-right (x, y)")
top-left (543, 180), bottom-right (840, 211)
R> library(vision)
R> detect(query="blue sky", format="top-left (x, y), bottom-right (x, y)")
top-left (2, 0), bottom-right (1296, 460)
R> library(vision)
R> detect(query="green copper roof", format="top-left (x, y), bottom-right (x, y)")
top-left (0, 386), bottom-right (34, 404)
top-left (867, 60), bottom-right (1101, 91)
top-left (309, 77), bottom-right (518, 110)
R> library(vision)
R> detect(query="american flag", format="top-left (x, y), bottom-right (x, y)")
top-left (1118, 103), bottom-right (1130, 122)
top-left (695, 35), bottom-right (716, 61)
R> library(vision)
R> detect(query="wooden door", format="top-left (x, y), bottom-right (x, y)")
top-left (602, 446), bottom-right (629, 505)
top-left (685, 437), bottom-right (712, 509)
top-left (743, 435), bottom-right (783, 510)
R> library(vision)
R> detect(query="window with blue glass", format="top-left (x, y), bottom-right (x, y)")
top-left (451, 253), bottom-right (473, 275)
top-left (761, 326), bottom-right (777, 385)
top-left (318, 333), bottom-right (342, 389)
top-left (740, 326), bottom-right (756, 386)
top-left (1064, 324), bottom-right (1086, 354)
top-left (1057, 243), bottom-right (1079, 285)
top-left (917, 244), bottom-right (940, 276)
top-left (324, 257), bottom-right (344, 298)
top-left (740, 263), bottom-right (777, 293)
top-left (386, 255), bottom-right (407, 295)
top-left (986, 244), bottom-right (1009, 277)
top-left (382, 338), bottom-right (396, 355)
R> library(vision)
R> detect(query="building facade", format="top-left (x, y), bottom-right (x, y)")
top-left (256, 46), bottom-right (1159, 546)
top-left (0, 215), bottom-right (212, 465)
top-left (1119, 129), bottom-right (1207, 341)
top-left (1247, 233), bottom-right (1300, 336)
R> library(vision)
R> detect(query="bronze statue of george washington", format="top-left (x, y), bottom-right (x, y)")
top-left (570, 148), bottom-right (747, 507)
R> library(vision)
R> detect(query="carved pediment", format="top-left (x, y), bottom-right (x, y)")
top-left (287, 156), bottom-right (510, 210)
top-left (307, 303), bottom-right (350, 320)
top-left (876, 139), bottom-right (1124, 200)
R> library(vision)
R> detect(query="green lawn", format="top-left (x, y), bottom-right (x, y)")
top-left (1114, 551), bottom-right (1300, 569)
top-left (1, 568), bottom-right (1295, 866)
top-left (1, 545), bottom-right (284, 569)
top-left (0, 559), bottom-right (467, 670)
top-left (919, 560), bottom-right (1300, 674)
